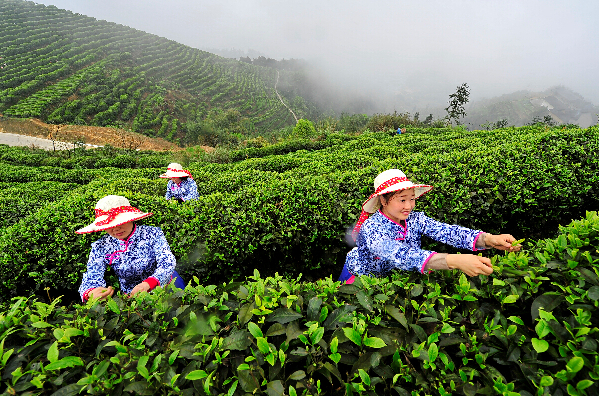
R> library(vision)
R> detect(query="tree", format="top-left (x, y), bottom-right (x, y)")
top-left (445, 83), bottom-right (470, 126)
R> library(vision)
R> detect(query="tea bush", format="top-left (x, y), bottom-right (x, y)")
top-left (2, 212), bottom-right (599, 395)
top-left (0, 145), bottom-right (171, 170)
top-left (1, 126), bottom-right (599, 304)
top-left (0, 181), bottom-right (79, 228)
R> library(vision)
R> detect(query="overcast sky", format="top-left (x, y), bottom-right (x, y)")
top-left (35, 0), bottom-right (599, 107)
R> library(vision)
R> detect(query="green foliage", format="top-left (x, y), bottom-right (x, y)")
top-left (0, 0), bottom-right (312, 140)
top-left (366, 111), bottom-right (415, 132)
top-left (292, 119), bottom-right (317, 139)
top-left (2, 212), bottom-right (599, 395)
top-left (0, 181), bottom-right (79, 228)
top-left (2, 125), bottom-right (599, 305)
top-left (0, 144), bottom-right (169, 170)
top-left (445, 83), bottom-right (470, 126)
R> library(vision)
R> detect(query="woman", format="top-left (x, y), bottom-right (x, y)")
top-left (339, 169), bottom-right (521, 283)
top-left (77, 195), bottom-right (185, 301)
top-left (160, 162), bottom-right (199, 202)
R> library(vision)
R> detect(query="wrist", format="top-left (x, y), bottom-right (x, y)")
top-left (143, 277), bottom-right (159, 290)
top-left (485, 233), bottom-right (495, 248)
top-left (446, 254), bottom-right (459, 270)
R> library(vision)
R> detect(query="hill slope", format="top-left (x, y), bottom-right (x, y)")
top-left (0, 0), bottom-right (316, 144)
top-left (464, 86), bottom-right (599, 129)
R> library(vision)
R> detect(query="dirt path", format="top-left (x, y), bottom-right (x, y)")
top-left (0, 132), bottom-right (100, 150)
top-left (0, 117), bottom-right (181, 151)
top-left (275, 70), bottom-right (298, 123)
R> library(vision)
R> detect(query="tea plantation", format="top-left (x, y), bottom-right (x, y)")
top-left (1, 124), bottom-right (599, 395)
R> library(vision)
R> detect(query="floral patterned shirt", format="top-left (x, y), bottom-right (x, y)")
top-left (345, 210), bottom-right (483, 277)
top-left (165, 178), bottom-right (199, 201)
top-left (78, 225), bottom-right (177, 299)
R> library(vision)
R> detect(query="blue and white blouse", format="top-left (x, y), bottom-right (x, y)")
top-left (165, 178), bottom-right (199, 201)
top-left (78, 225), bottom-right (177, 299)
top-left (345, 210), bottom-right (483, 277)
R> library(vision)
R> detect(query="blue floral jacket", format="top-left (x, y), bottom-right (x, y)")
top-left (165, 178), bottom-right (199, 201)
top-left (345, 210), bottom-right (483, 277)
top-left (78, 225), bottom-right (177, 299)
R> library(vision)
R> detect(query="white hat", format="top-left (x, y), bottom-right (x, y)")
top-left (75, 195), bottom-right (152, 234)
top-left (351, 169), bottom-right (433, 240)
top-left (362, 169), bottom-right (433, 213)
top-left (159, 163), bottom-right (192, 178)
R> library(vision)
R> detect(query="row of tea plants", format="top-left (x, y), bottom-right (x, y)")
top-left (0, 125), bottom-right (598, 303)
top-left (1, 211), bottom-right (599, 395)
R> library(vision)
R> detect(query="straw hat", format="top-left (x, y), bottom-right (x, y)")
top-left (362, 169), bottom-right (433, 213)
top-left (76, 195), bottom-right (153, 234)
top-left (351, 169), bottom-right (433, 240)
top-left (159, 163), bottom-right (192, 178)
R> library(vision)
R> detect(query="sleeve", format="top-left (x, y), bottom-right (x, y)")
top-left (350, 223), bottom-right (435, 275)
top-left (78, 244), bottom-right (108, 301)
top-left (165, 180), bottom-right (173, 200)
top-left (144, 228), bottom-right (177, 289)
top-left (417, 212), bottom-right (484, 251)
top-left (181, 179), bottom-right (199, 201)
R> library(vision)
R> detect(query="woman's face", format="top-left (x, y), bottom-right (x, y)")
top-left (171, 177), bottom-right (182, 184)
top-left (106, 222), bottom-right (134, 240)
top-left (380, 189), bottom-right (416, 223)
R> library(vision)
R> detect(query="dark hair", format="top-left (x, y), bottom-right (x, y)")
top-left (380, 191), bottom-right (397, 205)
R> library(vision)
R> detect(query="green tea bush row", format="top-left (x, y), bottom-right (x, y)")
top-left (0, 163), bottom-right (162, 184)
top-left (1, 126), bottom-right (599, 303)
top-left (0, 145), bottom-right (171, 169)
top-left (2, 212), bottom-right (599, 395)
top-left (0, 181), bottom-right (79, 228)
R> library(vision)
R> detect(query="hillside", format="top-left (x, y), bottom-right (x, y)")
top-left (0, 0), bottom-right (317, 145)
top-left (464, 86), bottom-right (599, 129)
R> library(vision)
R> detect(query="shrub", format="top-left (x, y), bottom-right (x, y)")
top-left (292, 119), bottom-right (318, 139)
top-left (2, 212), bottom-right (599, 395)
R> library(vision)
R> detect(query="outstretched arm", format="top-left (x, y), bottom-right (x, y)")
top-left (482, 233), bottom-right (522, 251)
top-left (424, 252), bottom-right (493, 277)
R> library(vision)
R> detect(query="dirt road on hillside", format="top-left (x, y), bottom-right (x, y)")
top-left (0, 117), bottom-right (181, 151)
top-left (0, 132), bottom-right (100, 150)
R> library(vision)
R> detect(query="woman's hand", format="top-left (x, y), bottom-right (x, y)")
top-left (447, 254), bottom-right (493, 277)
top-left (485, 234), bottom-right (522, 252)
top-left (129, 282), bottom-right (151, 297)
top-left (89, 286), bottom-right (114, 301)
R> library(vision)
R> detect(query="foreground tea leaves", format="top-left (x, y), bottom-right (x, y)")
top-left (0, 212), bottom-right (599, 394)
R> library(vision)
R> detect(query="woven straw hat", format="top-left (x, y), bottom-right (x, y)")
top-left (76, 195), bottom-right (152, 234)
top-left (159, 163), bottom-right (192, 178)
top-left (362, 169), bottom-right (433, 213)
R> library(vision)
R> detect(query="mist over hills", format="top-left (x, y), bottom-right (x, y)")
top-left (1, 0), bottom-right (596, 146)
top-left (463, 86), bottom-right (598, 129)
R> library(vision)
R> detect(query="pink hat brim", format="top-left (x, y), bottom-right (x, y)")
top-left (76, 212), bottom-right (153, 234)
top-left (362, 183), bottom-right (433, 213)
top-left (160, 170), bottom-right (190, 178)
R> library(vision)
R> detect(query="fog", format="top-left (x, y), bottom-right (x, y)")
top-left (35, 0), bottom-right (599, 112)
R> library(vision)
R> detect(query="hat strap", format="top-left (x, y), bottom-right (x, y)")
top-left (351, 176), bottom-right (409, 240)
top-left (167, 167), bottom-right (192, 178)
top-left (351, 210), bottom-right (372, 240)
top-left (94, 206), bottom-right (142, 226)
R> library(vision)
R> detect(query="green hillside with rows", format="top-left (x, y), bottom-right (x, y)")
top-left (2, 124), bottom-right (599, 394)
top-left (0, 0), bottom-right (314, 144)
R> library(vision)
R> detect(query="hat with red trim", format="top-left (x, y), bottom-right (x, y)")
top-left (159, 163), bottom-right (192, 178)
top-left (352, 169), bottom-right (433, 239)
top-left (75, 195), bottom-right (153, 234)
